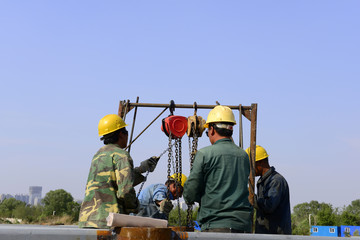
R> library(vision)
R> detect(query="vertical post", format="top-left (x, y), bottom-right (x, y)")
top-left (238, 104), bottom-right (243, 149)
top-left (128, 97), bottom-right (139, 153)
top-left (123, 100), bottom-right (130, 121)
top-left (249, 103), bottom-right (257, 232)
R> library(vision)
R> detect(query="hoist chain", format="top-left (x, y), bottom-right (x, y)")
top-left (173, 138), bottom-right (180, 226)
top-left (136, 142), bottom-right (175, 198)
top-left (167, 132), bottom-right (172, 200)
top-left (178, 139), bottom-right (183, 227)
top-left (186, 123), bottom-right (198, 228)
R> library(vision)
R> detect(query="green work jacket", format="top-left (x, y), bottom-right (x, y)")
top-left (79, 144), bottom-right (140, 228)
top-left (183, 138), bottom-right (253, 232)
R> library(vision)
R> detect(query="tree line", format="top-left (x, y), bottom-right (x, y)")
top-left (0, 189), bottom-right (80, 224)
top-left (291, 199), bottom-right (360, 235)
top-left (1, 188), bottom-right (359, 236)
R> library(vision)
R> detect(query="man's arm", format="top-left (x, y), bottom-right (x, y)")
top-left (114, 152), bottom-right (139, 213)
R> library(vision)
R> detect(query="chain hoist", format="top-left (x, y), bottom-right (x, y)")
top-left (186, 123), bottom-right (198, 228)
top-left (136, 142), bottom-right (175, 198)
top-left (167, 132), bottom-right (172, 200)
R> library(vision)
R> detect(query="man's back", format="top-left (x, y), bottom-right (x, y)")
top-left (255, 167), bottom-right (291, 234)
top-left (184, 138), bottom-right (252, 232)
top-left (79, 144), bottom-right (135, 228)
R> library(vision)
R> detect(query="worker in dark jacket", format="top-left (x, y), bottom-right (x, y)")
top-left (246, 145), bottom-right (292, 235)
top-left (184, 106), bottom-right (252, 233)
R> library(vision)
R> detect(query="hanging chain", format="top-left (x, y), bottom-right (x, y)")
top-left (186, 122), bottom-right (198, 228)
top-left (178, 139), bottom-right (183, 227)
top-left (167, 132), bottom-right (172, 200)
top-left (136, 143), bottom-right (175, 198)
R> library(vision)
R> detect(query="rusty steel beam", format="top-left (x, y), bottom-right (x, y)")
top-left (248, 103), bottom-right (258, 232)
top-left (126, 102), bottom-right (252, 111)
top-left (128, 96), bottom-right (139, 153)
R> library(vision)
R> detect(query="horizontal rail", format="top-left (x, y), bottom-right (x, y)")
top-left (127, 102), bottom-right (252, 110)
top-left (0, 225), bottom-right (348, 240)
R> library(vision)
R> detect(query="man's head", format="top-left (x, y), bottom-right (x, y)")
top-left (98, 114), bottom-right (128, 147)
top-left (165, 173), bottom-right (187, 199)
top-left (245, 145), bottom-right (270, 176)
top-left (204, 106), bottom-right (236, 144)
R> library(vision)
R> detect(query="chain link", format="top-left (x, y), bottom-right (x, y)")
top-left (167, 132), bottom-right (172, 200)
top-left (186, 122), bottom-right (199, 228)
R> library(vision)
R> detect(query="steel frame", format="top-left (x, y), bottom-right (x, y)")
top-left (118, 97), bottom-right (258, 230)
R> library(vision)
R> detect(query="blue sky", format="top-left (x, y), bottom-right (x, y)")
top-left (1, 1), bottom-right (359, 210)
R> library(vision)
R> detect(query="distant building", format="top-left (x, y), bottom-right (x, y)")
top-left (1, 186), bottom-right (43, 206)
top-left (311, 225), bottom-right (360, 237)
top-left (29, 186), bottom-right (42, 206)
top-left (340, 225), bottom-right (360, 237)
top-left (15, 194), bottom-right (29, 204)
top-left (311, 226), bottom-right (340, 237)
top-left (0, 194), bottom-right (14, 202)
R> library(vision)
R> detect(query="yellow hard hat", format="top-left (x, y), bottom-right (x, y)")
top-left (245, 145), bottom-right (269, 161)
top-left (98, 114), bottom-right (128, 136)
top-left (204, 105), bottom-right (236, 128)
top-left (170, 173), bottom-right (187, 187)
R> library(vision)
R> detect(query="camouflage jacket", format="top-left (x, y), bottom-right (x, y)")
top-left (79, 144), bottom-right (142, 228)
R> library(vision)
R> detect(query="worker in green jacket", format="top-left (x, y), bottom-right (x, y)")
top-left (183, 106), bottom-right (253, 233)
top-left (79, 114), bottom-right (159, 228)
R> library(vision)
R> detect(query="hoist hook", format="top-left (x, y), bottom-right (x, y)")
top-left (193, 102), bottom-right (197, 116)
top-left (169, 100), bottom-right (175, 116)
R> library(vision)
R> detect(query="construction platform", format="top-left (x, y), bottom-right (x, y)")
top-left (0, 224), bottom-right (349, 240)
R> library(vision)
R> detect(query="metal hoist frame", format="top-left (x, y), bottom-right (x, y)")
top-left (118, 98), bottom-right (258, 231)
top-left (165, 102), bottom-right (184, 226)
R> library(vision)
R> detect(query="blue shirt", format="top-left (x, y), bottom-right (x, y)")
top-left (137, 183), bottom-right (174, 219)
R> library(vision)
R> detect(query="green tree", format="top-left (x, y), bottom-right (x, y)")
top-left (346, 199), bottom-right (360, 215)
top-left (42, 189), bottom-right (77, 217)
top-left (316, 204), bottom-right (337, 226)
top-left (340, 209), bottom-right (360, 226)
top-left (13, 204), bottom-right (44, 223)
top-left (168, 206), bottom-right (188, 226)
top-left (291, 201), bottom-right (340, 235)
top-left (0, 198), bottom-right (26, 218)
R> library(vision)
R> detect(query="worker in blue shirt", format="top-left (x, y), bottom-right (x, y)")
top-left (137, 173), bottom-right (187, 219)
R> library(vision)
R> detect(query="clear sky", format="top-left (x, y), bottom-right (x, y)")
top-left (1, 1), bottom-right (359, 210)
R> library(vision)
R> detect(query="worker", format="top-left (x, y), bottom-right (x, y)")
top-left (137, 173), bottom-right (187, 220)
top-left (246, 145), bottom-right (291, 234)
top-left (183, 105), bottom-right (252, 233)
top-left (79, 114), bottom-right (159, 228)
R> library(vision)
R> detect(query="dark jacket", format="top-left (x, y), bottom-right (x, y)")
top-left (183, 138), bottom-right (253, 232)
top-left (255, 167), bottom-right (292, 234)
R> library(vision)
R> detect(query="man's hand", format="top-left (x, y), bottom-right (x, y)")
top-left (138, 156), bottom-right (160, 173)
top-left (159, 199), bottom-right (173, 216)
top-left (123, 190), bottom-right (139, 214)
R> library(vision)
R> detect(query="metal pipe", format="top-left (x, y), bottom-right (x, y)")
top-left (128, 96), bottom-right (139, 153)
top-left (126, 102), bottom-right (252, 111)
top-left (249, 103), bottom-right (258, 232)
top-left (238, 104), bottom-right (243, 149)
top-left (125, 107), bottom-right (168, 150)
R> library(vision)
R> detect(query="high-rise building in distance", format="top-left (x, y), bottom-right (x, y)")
top-left (29, 186), bottom-right (42, 206)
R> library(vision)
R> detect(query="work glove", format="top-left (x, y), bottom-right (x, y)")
top-left (159, 199), bottom-right (173, 216)
top-left (137, 156), bottom-right (160, 173)
top-left (123, 189), bottom-right (139, 214)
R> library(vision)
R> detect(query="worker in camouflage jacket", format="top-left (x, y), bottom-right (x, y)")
top-left (79, 114), bottom-right (159, 229)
